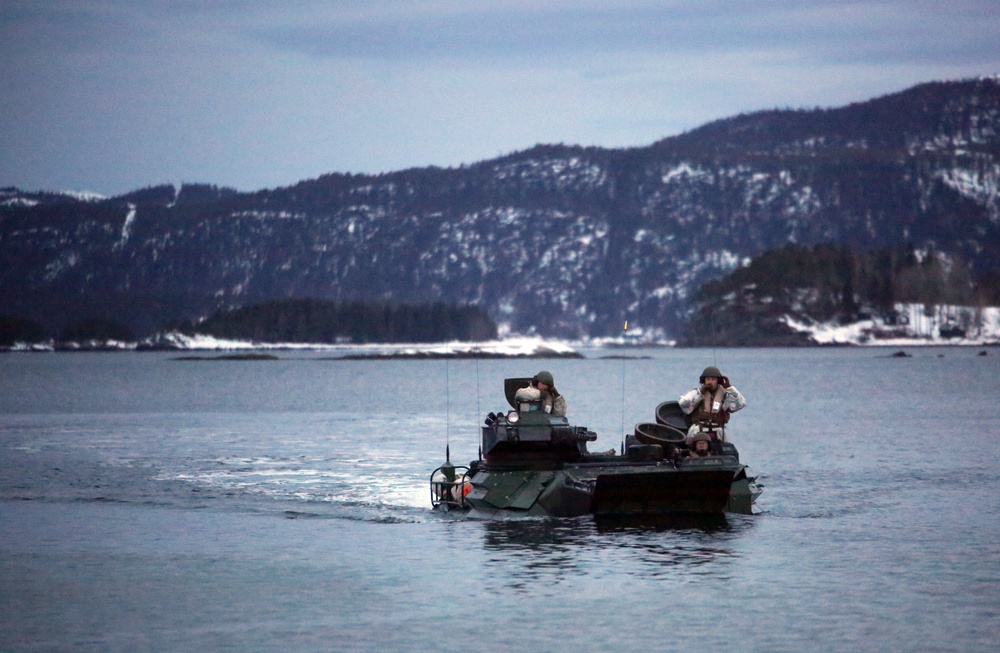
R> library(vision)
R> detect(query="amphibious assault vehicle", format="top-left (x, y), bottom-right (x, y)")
top-left (430, 377), bottom-right (761, 518)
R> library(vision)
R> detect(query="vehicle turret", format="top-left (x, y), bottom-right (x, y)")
top-left (479, 378), bottom-right (597, 466)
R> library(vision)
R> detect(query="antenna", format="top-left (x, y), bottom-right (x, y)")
top-left (445, 343), bottom-right (451, 449)
top-left (475, 340), bottom-right (481, 423)
top-left (620, 320), bottom-right (627, 439)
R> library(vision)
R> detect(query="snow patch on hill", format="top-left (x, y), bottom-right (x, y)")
top-left (783, 303), bottom-right (1000, 346)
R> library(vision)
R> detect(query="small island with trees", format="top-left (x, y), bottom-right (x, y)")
top-left (1, 299), bottom-right (498, 351)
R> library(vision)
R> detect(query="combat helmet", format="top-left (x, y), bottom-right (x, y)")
top-left (699, 366), bottom-right (723, 383)
top-left (534, 370), bottom-right (555, 386)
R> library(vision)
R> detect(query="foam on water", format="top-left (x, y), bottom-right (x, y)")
top-left (155, 451), bottom-right (433, 518)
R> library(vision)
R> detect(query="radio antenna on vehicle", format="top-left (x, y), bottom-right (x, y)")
top-left (445, 343), bottom-right (451, 449)
top-left (475, 340), bottom-right (481, 424)
top-left (620, 320), bottom-right (627, 439)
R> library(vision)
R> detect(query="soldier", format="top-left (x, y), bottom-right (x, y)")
top-left (688, 432), bottom-right (714, 458)
top-left (678, 366), bottom-right (745, 443)
top-left (514, 370), bottom-right (567, 417)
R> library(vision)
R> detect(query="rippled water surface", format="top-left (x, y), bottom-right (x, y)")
top-left (2, 348), bottom-right (999, 652)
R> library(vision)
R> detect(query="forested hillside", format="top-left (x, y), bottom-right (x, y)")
top-left (2, 77), bottom-right (999, 343)
top-left (681, 243), bottom-right (996, 346)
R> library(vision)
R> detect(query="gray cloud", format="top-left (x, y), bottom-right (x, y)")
top-left (1, 0), bottom-right (998, 194)
top-left (250, 1), bottom-right (1000, 65)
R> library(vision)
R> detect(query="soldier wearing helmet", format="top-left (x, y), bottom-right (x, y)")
top-left (514, 370), bottom-right (567, 417)
top-left (678, 365), bottom-right (746, 443)
top-left (688, 432), bottom-right (714, 458)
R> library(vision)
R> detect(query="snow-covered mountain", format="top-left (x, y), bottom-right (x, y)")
top-left (2, 77), bottom-right (999, 340)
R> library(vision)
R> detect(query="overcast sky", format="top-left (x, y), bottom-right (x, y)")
top-left (2, 0), bottom-right (998, 196)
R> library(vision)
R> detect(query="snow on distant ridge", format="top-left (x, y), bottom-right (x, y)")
top-left (62, 190), bottom-right (106, 202)
top-left (147, 332), bottom-right (263, 350)
top-left (1, 196), bottom-right (38, 207)
top-left (142, 332), bottom-right (579, 356)
top-left (0, 188), bottom-right (105, 207)
top-left (783, 302), bottom-right (1000, 346)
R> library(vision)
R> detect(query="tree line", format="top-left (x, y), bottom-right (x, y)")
top-left (681, 243), bottom-right (1000, 346)
top-left (1, 300), bottom-right (497, 347)
top-left (179, 299), bottom-right (498, 344)
top-left (0, 316), bottom-right (134, 348)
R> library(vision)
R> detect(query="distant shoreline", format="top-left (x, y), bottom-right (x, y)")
top-left (336, 351), bottom-right (584, 360)
top-left (170, 351), bottom-right (585, 361)
top-left (3, 339), bottom-right (999, 355)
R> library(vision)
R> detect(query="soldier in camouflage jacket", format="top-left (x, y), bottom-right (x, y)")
top-left (678, 366), bottom-right (745, 442)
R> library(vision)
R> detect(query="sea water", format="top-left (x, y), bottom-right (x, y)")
top-left (2, 348), bottom-right (999, 652)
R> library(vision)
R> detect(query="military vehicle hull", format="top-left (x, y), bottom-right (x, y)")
top-left (451, 455), bottom-right (758, 518)
top-left (460, 459), bottom-right (748, 518)
top-left (430, 380), bottom-right (761, 519)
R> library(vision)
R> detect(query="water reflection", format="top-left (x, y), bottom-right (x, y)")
top-left (593, 513), bottom-right (731, 532)
top-left (478, 515), bottom-right (754, 592)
